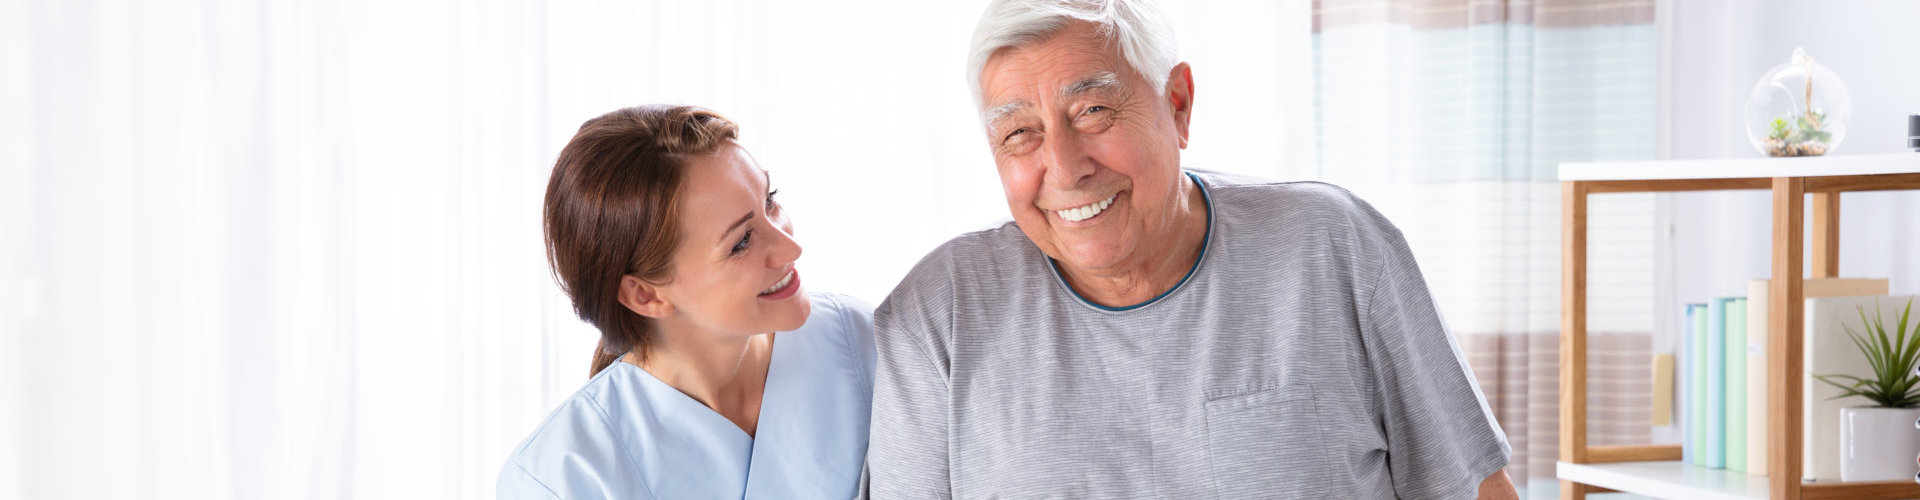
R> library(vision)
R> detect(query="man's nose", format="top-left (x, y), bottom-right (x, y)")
top-left (1040, 130), bottom-right (1094, 189)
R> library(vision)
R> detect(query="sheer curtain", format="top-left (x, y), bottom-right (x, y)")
top-left (1312, 1), bottom-right (1660, 498)
top-left (1, 1), bottom-right (1315, 498)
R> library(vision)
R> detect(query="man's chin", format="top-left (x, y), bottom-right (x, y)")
top-left (1046, 246), bottom-right (1127, 276)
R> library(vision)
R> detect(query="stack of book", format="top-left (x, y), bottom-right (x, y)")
top-left (1675, 277), bottom-right (1889, 479)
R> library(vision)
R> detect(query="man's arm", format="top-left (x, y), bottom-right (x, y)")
top-left (1477, 469), bottom-right (1518, 500)
top-left (1346, 193), bottom-right (1514, 499)
top-left (865, 279), bottom-right (957, 498)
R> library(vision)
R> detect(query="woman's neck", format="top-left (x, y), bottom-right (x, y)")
top-left (623, 326), bottom-right (775, 437)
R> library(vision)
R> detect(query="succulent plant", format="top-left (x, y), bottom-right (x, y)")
top-left (1816, 298), bottom-right (1920, 408)
top-left (1795, 112), bottom-right (1832, 144)
top-left (1769, 118), bottom-right (1791, 141)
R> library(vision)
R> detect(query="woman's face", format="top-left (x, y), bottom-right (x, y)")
top-left (649, 143), bottom-right (810, 337)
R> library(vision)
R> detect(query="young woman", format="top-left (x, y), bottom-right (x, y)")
top-left (498, 105), bottom-right (875, 499)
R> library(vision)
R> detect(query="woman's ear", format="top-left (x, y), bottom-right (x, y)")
top-left (618, 275), bottom-right (673, 319)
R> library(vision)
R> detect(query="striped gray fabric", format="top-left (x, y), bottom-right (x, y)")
top-left (867, 170), bottom-right (1511, 499)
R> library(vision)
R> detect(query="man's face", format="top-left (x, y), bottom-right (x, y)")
top-left (978, 21), bottom-right (1192, 275)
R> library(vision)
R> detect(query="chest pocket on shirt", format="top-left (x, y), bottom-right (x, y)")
top-left (1204, 382), bottom-right (1331, 499)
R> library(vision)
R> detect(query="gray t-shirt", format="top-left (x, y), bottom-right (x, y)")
top-left (866, 170), bottom-right (1510, 499)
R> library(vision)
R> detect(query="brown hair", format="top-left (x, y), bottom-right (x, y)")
top-left (543, 105), bottom-right (740, 377)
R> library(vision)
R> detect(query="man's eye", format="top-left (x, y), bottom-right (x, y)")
top-left (731, 229), bottom-right (752, 255)
top-left (1003, 129), bottom-right (1026, 142)
top-left (1084, 105), bottom-right (1109, 115)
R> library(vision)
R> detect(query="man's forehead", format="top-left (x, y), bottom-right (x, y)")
top-left (980, 26), bottom-right (1127, 101)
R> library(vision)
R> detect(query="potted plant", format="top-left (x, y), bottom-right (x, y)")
top-left (1816, 298), bottom-right (1920, 481)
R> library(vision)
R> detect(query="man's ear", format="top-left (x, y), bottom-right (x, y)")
top-left (1165, 62), bottom-right (1194, 148)
top-left (617, 275), bottom-right (673, 319)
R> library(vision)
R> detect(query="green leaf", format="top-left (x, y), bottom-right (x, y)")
top-left (1899, 299), bottom-right (1918, 371)
top-left (1818, 299), bottom-right (1920, 407)
top-left (1874, 301), bottom-right (1898, 384)
top-left (1799, 115), bottom-right (1824, 132)
top-left (1769, 118), bottom-right (1791, 140)
top-left (1840, 317), bottom-right (1885, 380)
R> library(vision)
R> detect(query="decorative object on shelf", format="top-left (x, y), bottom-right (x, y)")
top-left (1815, 298), bottom-right (1920, 481)
top-left (1745, 47), bottom-right (1851, 157)
top-left (1798, 282), bottom-right (1894, 481)
top-left (1908, 114), bottom-right (1918, 152)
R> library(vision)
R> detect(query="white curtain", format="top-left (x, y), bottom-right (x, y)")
top-left (1, 1), bottom-right (1315, 498)
top-left (1313, 1), bottom-right (1660, 498)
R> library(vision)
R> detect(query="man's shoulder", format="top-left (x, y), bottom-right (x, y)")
top-left (876, 221), bottom-right (1044, 336)
top-left (1194, 171), bottom-right (1394, 243)
top-left (1190, 169), bottom-right (1372, 216)
top-left (897, 220), bottom-right (1038, 281)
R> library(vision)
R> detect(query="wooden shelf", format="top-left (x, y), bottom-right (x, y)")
top-left (1558, 461), bottom-right (1767, 500)
top-left (1560, 460), bottom-right (1920, 500)
top-left (1559, 153), bottom-right (1920, 181)
top-left (1557, 154), bottom-right (1920, 500)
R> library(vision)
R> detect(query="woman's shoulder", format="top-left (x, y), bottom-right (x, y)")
top-left (801, 291), bottom-right (879, 390)
top-left (801, 292), bottom-right (876, 344)
top-left (498, 365), bottom-right (656, 498)
top-left (808, 291), bottom-right (874, 321)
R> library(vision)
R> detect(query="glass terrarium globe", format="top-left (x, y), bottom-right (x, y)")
top-left (1745, 47), bottom-right (1850, 157)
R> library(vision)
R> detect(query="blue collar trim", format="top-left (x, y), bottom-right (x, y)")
top-left (1048, 171), bottom-right (1213, 312)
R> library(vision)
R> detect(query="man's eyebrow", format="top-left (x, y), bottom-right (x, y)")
top-left (1060, 71), bottom-right (1119, 99)
top-left (983, 101), bottom-right (1029, 129)
top-left (982, 71), bottom-right (1119, 131)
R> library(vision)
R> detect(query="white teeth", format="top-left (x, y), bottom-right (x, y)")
top-left (760, 271), bottom-right (793, 295)
top-left (1055, 194), bottom-right (1116, 222)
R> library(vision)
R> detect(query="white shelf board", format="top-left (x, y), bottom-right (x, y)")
top-left (1559, 153), bottom-right (1920, 181)
top-left (1557, 461), bottom-right (1768, 500)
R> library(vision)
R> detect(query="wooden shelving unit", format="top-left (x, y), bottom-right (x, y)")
top-left (1558, 153), bottom-right (1920, 500)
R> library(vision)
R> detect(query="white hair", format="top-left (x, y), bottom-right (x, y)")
top-left (966, 0), bottom-right (1180, 110)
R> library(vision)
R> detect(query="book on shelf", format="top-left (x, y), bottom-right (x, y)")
top-left (1803, 292), bottom-right (1912, 482)
top-left (1743, 277), bottom-right (1887, 478)
top-left (1725, 297), bottom-right (1748, 473)
top-left (1705, 297), bottom-right (1731, 469)
top-left (1688, 302), bottom-right (1707, 467)
top-left (1677, 303), bottom-right (1694, 464)
top-left (1744, 279), bottom-right (1769, 476)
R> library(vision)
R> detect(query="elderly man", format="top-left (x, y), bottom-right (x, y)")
top-left (866, 0), bottom-right (1517, 498)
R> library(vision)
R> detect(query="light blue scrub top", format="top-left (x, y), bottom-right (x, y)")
top-left (498, 293), bottom-right (876, 500)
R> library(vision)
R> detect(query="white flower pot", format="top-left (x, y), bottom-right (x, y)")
top-left (1839, 406), bottom-right (1920, 481)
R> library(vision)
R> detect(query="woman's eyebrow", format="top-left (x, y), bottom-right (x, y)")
top-left (718, 212), bottom-right (754, 246)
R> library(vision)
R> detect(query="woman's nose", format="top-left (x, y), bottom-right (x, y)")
top-left (767, 218), bottom-right (801, 266)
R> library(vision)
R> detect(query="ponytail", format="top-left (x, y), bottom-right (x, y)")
top-left (589, 339), bottom-right (625, 377)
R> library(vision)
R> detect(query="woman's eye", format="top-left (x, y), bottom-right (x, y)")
top-left (765, 189), bottom-right (780, 211)
top-left (731, 229), bottom-right (752, 255)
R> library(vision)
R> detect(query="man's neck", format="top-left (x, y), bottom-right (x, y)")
top-left (1058, 177), bottom-right (1208, 308)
